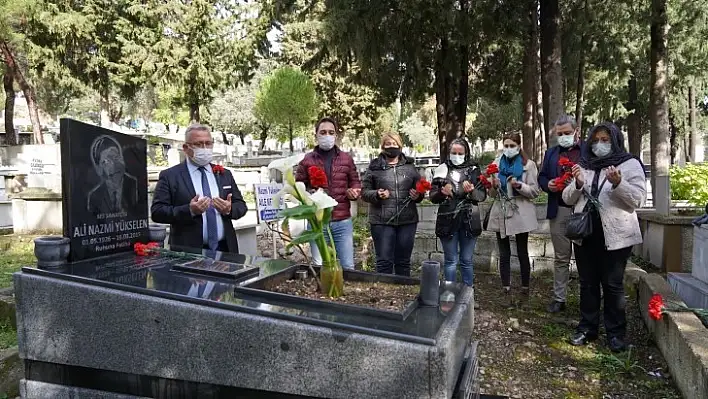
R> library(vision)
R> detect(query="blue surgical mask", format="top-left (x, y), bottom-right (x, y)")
top-left (592, 142), bottom-right (612, 158)
top-left (558, 135), bottom-right (575, 148)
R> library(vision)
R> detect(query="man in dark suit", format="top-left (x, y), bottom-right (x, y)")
top-left (151, 124), bottom-right (248, 253)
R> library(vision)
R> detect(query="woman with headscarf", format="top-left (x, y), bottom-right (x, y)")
top-left (562, 122), bottom-right (646, 353)
top-left (485, 133), bottom-right (540, 307)
top-left (361, 132), bottom-right (423, 276)
top-left (430, 138), bottom-right (487, 287)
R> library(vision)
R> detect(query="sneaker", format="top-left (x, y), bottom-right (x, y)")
top-left (519, 287), bottom-right (530, 309)
top-left (569, 331), bottom-right (598, 346)
top-left (608, 337), bottom-right (628, 353)
top-left (547, 301), bottom-right (566, 314)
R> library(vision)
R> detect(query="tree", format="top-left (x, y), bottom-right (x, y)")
top-left (255, 66), bottom-right (317, 152)
top-left (321, 0), bottom-right (482, 162)
top-left (280, 0), bottom-right (384, 143)
top-left (400, 114), bottom-right (436, 153)
top-left (2, 67), bottom-right (16, 145)
top-left (467, 97), bottom-right (522, 144)
top-left (209, 60), bottom-right (274, 145)
top-left (650, 0), bottom-right (671, 215)
top-left (540, 0), bottom-right (564, 144)
top-left (158, 1), bottom-right (290, 122)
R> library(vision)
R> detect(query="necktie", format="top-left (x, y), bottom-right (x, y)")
top-left (198, 167), bottom-right (219, 250)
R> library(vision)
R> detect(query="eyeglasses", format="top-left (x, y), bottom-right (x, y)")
top-left (188, 141), bottom-right (213, 149)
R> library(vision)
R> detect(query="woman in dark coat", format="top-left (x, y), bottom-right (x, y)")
top-left (430, 138), bottom-right (486, 286)
top-left (361, 132), bottom-right (423, 276)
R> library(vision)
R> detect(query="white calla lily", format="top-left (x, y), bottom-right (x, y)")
top-left (267, 154), bottom-right (306, 173)
top-left (272, 185), bottom-right (300, 210)
top-left (295, 182), bottom-right (313, 205)
top-left (310, 189), bottom-right (338, 210)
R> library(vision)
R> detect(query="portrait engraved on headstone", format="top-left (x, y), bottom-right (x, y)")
top-left (86, 135), bottom-right (139, 214)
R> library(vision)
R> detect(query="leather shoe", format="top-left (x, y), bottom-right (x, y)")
top-left (569, 331), bottom-right (597, 346)
top-left (608, 337), bottom-right (628, 353)
top-left (547, 301), bottom-right (566, 313)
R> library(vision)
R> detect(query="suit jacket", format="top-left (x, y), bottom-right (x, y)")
top-left (150, 162), bottom-right (248, 253)
top-left (87, 174), bottom-right (139, 214)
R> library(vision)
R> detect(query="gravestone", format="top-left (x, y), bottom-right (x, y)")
top-left (668, 217), bottom-right (708, 309)
top-left (60, 118), bottom-right (149, 262)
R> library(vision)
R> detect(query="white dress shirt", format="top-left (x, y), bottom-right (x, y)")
top-left (186, 159), bottom-right (225, 243)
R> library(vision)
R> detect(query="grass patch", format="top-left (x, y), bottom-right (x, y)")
top-left (0, 318), bottom-right (16, 350)
top-left (0, 235), bottom-right (36, 288)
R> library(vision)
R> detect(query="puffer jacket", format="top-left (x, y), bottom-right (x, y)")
top-left (362, 154), bottom-right (422, 226)
top-left (430, 163), bottom-right (487, 238)
top-left (295, 146), bottom-right (362, 221)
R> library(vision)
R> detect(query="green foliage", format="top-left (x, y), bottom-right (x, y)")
top-left (467, 97), bottom-right (522, 142)
top-left (669, 163), bottom-right (708, 206)
top-left (148, 145), bottom-right (168, 167)
top-left (280, 1), bottom-right (385, 141)
top-left (400, 113), bottom-right (436, 152)
top-left (471, 151), bottom-right (497, 168)
top-left (254, 66), bottom-right (318, 147)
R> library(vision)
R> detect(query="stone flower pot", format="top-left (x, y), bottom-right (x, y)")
top-left (33, 236), bottom-right (70, 269)
top-left (149, 224), bottom-right (168, 247)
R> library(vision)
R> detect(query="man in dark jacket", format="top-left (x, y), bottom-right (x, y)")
top-left (151, 124), bottom-right (248, 253)
top-left (295, 117), bottom-right (362, 269)
top-left (538, 115), bottom-right (586, 313)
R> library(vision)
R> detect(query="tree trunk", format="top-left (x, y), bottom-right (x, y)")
top-left (688, 83), bottom-right (697, 162)
top-left (435, 38), bottom-right (465, 163)
top-left (522, 0), bottom-right (537, 162)
top-left (0, 41), bottom-right (43, 144)
top-left (540, 0), bottom-right (563, 146)
top-left (575, 0), bottom-right (588, 129)
top-left (188, 76), bottom-right (200, 123)
top-left (239, 131), bottom-right (246, 145)
top-left (288, 122), bottom-right (294, 153)
top-left (3, 69), bottom-right (17, 146)
top-left (650, 0), bottom-right (671, 215)
top-left (259, 126), bottom-right (268, 151)
top-left (534, 18), bottom-right (546, 162)
top-left (669, 113), bottom-right (678, 165)
top-left (626, 75), bottom-right (642, 157)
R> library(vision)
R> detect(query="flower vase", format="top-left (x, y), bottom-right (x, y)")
top-left (320, 260), bottom-right (344, 298)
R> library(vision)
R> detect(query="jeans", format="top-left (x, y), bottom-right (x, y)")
top-left (440, 230), bottom-right (477, 286)
top-left (371, 223), bottom-right (417, 276)
top-left (496, 232), bottom-right (531, 288)
top-left (574, 240), bottom-right (632, 339)
top-left (550, 206), bottom-right (573, 302)
top-left (310, 218), bottom-right (355, 269)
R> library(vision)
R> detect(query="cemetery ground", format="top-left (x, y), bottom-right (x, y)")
top-left (257, 219), bottom-right (683, 399)
top-left (0, 226), bottom-right (685, 398)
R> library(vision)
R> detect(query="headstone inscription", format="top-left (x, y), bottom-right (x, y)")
top-left (60, 118), bottom-right (149, 262)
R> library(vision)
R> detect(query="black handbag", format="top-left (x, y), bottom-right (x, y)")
top-left (565, 178), bottom-right (607, 240)
top-left (482, 204), bottom-right (491, 230)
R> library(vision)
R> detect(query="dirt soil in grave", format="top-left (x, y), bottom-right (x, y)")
top-left (474, 271), bottom-right (681, 399)
top-left (269, 279), bottom-right (419, 312)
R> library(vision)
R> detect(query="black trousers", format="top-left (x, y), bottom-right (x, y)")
top-left (496, 232), bottom-right (531, 288)
top-left (574, 238), bottom-right (632, 339)
top-left (371, 223), bottom-right (417, 276)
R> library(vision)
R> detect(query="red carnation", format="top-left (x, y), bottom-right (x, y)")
top-left (134, 242), bottom-right (159, 256)
top-left (648, 294), bottom-right (665, 321)
top-left (485, 163), bottom-right (499, 175)
top-left (552, 177), bottom-right (567, 191)
top-left (558, 157), bottom-right (575, 169)
top-left (212, 164), bottom-right (225, 175)
top-left (478, 175), bottom-right (492, 189)
top-left (308, 166), bottom-right (328, 188)
top-left (416, 179), bottom-right (432, 194)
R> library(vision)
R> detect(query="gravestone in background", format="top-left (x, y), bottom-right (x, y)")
top-left (60, 118), bottom-right (149, 262)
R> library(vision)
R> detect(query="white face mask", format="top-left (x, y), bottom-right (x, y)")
top-left (503, 147), bottom-right (520, 159)
top-left (191, 147), bottom-right (213, 167)
top-left (592, 142), bottom-right (612, 158)
top-left (317, 135), bottom-right (335, 151)
top-left (450, 154), bottom-right (465, 166)
top-left (558, 135), bottom-right (575, 148)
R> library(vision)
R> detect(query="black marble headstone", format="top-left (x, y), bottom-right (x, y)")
top-left (60, 118), bottom-right (149, 262)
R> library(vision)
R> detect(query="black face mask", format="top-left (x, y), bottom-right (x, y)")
top-left (383, 147), bottom-right (401, 158)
